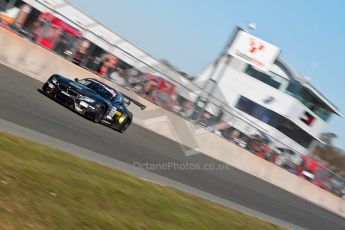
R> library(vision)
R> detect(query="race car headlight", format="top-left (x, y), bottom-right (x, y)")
top-left (51, 77), bottom-right (58, 84)
top-left (118, 116), bottom-right (125, 123)
top-left (78, 96), bottom-right (95, 103)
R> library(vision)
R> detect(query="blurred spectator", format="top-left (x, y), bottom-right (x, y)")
top-left (215, 107), bottom-right (224, 123)
top-left (127, 71), bottom-right (151, 92)
top-left (0, 4), bottom-right (19, 25)
top-left (180, 100), bottom-right (194, 118)
top-left (246, 134), bottom-right (261, 153)
top-left (150, 78), bottom-right (176, 107)
top-left (221, 126), bottom-right (235, 140)
top-left (125, 68), bottom-right (140, 82)
top-left (125, 68), bottom-right (146, 90)
top-left (89, 56), bottom-right (102, 72)
top-left (11, 3), bottom-right (31, 29)
top-left (142, 76), bottom-right (159, 97)
top-left (72, 39), bottom-right (90, 66)
top-left (208, 107), bottom-right (224, 130)
top-left (35, 14), bottom-right (51, 37)
top-left (54, 30), bottom-right (70, 56)
top-left (213, 120), bottom-right (229, 135)
top-left (107, 56), bottom-right (131, 86)
top-left (110, 68), bottom-right (127, 86)
top-left (96, 53), bottom-right (115, 78)
top-left (257, 141), bottom-right (270, 159)
top-left (199, 111), bottom-right (213, 127)
top-left (106, 55), bottom-right (119, 76)
top-left (231, 129), bottom-right (240, 142)
top-left (275, 151), bottom-right (291, 167)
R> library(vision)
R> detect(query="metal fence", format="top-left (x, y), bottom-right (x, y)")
top-left (1, 0), bottom-right (345, 198)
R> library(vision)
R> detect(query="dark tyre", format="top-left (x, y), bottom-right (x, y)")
top-left (119, 118), bottom-right (131, 133)
top-left (42, 83), bottom-right (52, 94)
top-left (40, 83), bottom-right (56, 99)
top-left (93, 104), bottom-right (105, 123)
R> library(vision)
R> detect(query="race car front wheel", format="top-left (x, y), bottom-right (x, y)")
top-left (119, 118), bottom-right (131, 133)
top-left (112, 117), bottom-right (131, 133)
top-left (42, 82), bottom-right (54, 95)
top-left (93, 104), bottom-right (105, 123)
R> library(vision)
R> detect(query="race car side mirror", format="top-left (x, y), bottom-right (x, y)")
top-left (74, 78), bottom-right (79, 82)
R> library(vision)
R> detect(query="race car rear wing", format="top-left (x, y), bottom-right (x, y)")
top-left (123, 94), bottom-right (146, 110)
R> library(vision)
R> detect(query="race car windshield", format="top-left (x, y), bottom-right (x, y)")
top-left (112, 93), bottom-right (124, 104)
top-left (79, 79), bottom-right (116, 100)
top-left (96, 87), bottom-right (115, 100)
top-left (77, 79), bottom-right (92, 87)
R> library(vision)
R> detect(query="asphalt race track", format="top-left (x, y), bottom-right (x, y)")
top-left (0, 63), bottom-right (344, 230)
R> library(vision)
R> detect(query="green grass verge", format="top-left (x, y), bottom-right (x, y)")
top-left (0, 132), bottom-right (285, 230)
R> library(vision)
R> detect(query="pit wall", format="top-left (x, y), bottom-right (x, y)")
top-left (0, 28), bottom-right (344, 218)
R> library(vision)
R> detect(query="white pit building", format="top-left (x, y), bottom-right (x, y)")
top-left (194, 28), bottom-right (341, 154)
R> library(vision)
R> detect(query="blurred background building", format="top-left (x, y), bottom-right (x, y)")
top-left (194, 28), bottom-right (341, 154)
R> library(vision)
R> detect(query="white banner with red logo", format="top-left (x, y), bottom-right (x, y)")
top-left (227, 30), bottom-right (280, 71)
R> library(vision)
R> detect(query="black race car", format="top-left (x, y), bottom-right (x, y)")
top-left (40, 74), bottom-right (145, 132)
